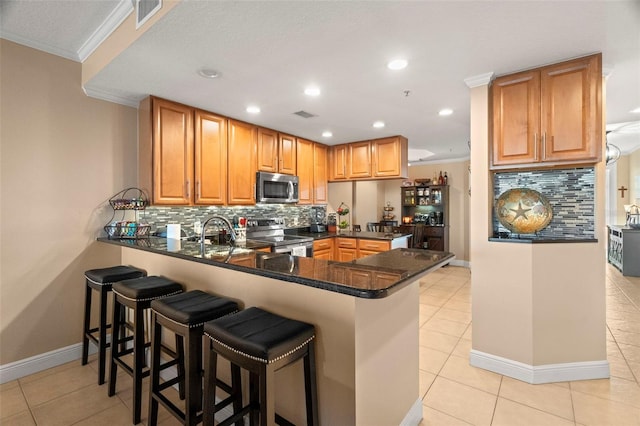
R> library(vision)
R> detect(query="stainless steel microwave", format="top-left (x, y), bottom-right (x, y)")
top-left (255, 171), bottom-right (299, 204)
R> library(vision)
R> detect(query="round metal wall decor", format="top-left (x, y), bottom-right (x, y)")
top-left (495, 188), bottom-right (553, 234)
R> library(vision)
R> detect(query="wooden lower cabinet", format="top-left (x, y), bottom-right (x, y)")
top-left (329, 264), bottom-right (401, 288)
top-left (313, 238), bottom-right (334, 260)
top-left (423, 226), bottom-right (446, 251)
top-left (357, 239), bottom-right (391, 258)
top-left (335, 238), bottom-right (358, 262)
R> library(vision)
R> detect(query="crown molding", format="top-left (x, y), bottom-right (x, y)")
top-left (464, 72), bottom-right (494, 88)
top-left (0, 31), bottom-right (79, 61)
top-left (83, 86), bottom-right (140, 108)
top-left (78, 0), bottom-right (134, 62)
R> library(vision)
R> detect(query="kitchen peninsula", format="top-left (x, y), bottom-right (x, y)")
top-left (98, 237), bottom-right (453, 425)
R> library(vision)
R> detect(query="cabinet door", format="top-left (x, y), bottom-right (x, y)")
top-left (491, 70), bottom-right (540, 166)
top-left (296, 138), bottom-right (314, 204)
top-left (314, 249), bottom-right (333, 260)
top-left (194, 110), bottom-right (227, 205)
top-left (372, 136), bottom-right (407, 178)
top-left (278, 133), bottom-right (297, 175)
top-left (313, 143), bottom-right (328, 204)
top-left (540, 54), bottom-right (601, 163)
top-left (227, 119), bottom-right (257, 205)
top-left (337, 248), bottom-right (358, 262)
top-left (348, 141), bottom-right (371, 178)
top-left (152, 98), bottom-right (194, 205)
top-left (256, 127), bottom-right (278, 173)
top-left (330, 144), bottom-right (348, 180)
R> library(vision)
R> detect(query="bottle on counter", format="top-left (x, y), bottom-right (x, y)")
top-left (438, 171), bottom-right (444, 185)
top-left (444, 172), bottom-right (448, 185)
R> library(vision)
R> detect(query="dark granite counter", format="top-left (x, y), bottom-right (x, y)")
top-left (286, 229), bottom-right (411, 241)
top-left (488, 235), bottom-right (598, 243)
top-left (98, 237), bottom-right (453, 299)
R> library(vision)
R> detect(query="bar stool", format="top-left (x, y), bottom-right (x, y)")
top-left (108, 276), bottom-right (183, 424)
top-left (203, 307), bottom-right (318, 426)
top-left (148, 290), bottom-right (240, 426)
top-left (82, 265), bottom-right (146, 385)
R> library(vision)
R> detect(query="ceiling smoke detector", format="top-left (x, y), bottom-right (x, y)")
top-left (293, 111), bottom-right (316, 119)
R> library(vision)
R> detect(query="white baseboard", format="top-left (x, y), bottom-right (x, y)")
top-left (400, 398), bottom-right (423, 426)
top-left (0, 342), bottom-right (97, 384)
top-left (448, 259), bottom-right (470, 268)
top-left (470, 349), bottom-right (610, 384)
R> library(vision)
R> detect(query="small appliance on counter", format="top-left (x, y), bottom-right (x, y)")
top-left (310, 206), bottom-right (327, 233)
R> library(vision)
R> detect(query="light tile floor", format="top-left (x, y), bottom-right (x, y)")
top-left (1, 264), bottom-right (639, 425)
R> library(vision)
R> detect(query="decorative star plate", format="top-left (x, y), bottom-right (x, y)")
top-left (495, 188), bottom-right (553, 234)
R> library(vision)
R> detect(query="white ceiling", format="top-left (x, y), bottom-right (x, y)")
top-left (2, 0), bottom-right (639, 161)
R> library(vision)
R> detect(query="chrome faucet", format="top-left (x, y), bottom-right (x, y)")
top-left (200, 216), bottom-right (237, 253)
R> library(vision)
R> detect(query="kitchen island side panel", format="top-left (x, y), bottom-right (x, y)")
top-left (121, 246), bottom-right (421, 425)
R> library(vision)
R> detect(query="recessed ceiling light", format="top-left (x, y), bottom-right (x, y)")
top-left (246, 106), bottom-right (261, 114)
top-left (322, 131), bottom-right (333, 138)
top-left (387, 59), bottom-right (408, 70)
top-left (373, 121), bottom-right (385, 128)
top-left (631, 107), bottom-right (640, 113)
top-left (304, 86), bottom-right (321, 96)
top-left (439, 108), bottom-right (453, 116)
top-left (198, 68), bottom-right (220, 79)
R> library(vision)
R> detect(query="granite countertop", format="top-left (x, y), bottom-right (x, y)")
top-left (286, 230), bottom-right (411, 241)
top-left (488, 235), bottom-right (598, 243)
top-left (97, 237), bottom-right (453, 299)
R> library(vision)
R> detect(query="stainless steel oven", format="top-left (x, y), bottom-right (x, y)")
top-left (246, 217), bottom-right (313, 257)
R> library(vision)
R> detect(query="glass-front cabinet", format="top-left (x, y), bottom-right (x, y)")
top-left (401, 184), bottom-right (449, 251)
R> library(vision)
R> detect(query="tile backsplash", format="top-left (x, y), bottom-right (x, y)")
top-left (492, 167), bottom-right (595, 239)
top-left (132, 205), bottom-right (318, 235)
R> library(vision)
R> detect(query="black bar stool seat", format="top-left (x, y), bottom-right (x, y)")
top-left (82, 265), bottom-right (146, 385)
top-left (108, 276), bottom-right (183, 424)
top-left (148, 290), bottom-right (240, 426)
top-left (203, 307), bottom-right (318, 426)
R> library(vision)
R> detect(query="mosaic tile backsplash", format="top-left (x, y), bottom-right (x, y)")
top-left (492, 167), bottom-right (595, 239)
top-left (129, 204), bottom-right (321, 235)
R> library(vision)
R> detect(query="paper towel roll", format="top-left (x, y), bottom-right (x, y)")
top-left (167, 223), bottom-right (181, 240)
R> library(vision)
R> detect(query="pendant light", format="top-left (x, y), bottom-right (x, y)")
top-left (605, 131), bottom-right (621, 165)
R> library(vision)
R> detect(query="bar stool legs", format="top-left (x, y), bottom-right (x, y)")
top-left (107, 276), bottom-right (183, 424)
top-left (148, 290), bottom-right (239, 426)
top-left (203, 307), bottom-right (318, 426)
top-left (81, 265), bottom-right (145, 385)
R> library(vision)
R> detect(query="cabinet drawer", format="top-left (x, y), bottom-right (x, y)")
top-left (423, 226), bottom-right (444, 237)
top-left (313, 239), bottom-right (334, 251)
top-left (357, 239), bottom-right (390, 252)
top-left (336, 237), bottom-right (357, 249)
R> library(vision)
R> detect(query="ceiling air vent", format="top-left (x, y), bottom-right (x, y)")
top-left (136, 0), bottom-right (162, 29)
top-left (293, 110), bottom-right (317, 119)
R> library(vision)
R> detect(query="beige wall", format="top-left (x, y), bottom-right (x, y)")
top-left (0, 40), bottom-right (139, 364)
top-left (408, 161), bottom-right (470, 262)
top-left (629, 149), bottom-right (640, 205)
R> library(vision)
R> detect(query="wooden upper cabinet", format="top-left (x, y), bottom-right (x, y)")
top-left (313, 143), bottom-right (328, 204)
top-left (330, 144), bottom-right (348, 180)
top-left (151, 98), bottom-right (194, 205)
top-left (256, 129), bottom-right (296, 175)
top-left (372, 136), bottom-right (408, 178)
top-left (491, 70), bottom-right (540, 166)
top-left (329, 136), bottom-right (408, 181)
top-left (491, 53), bottom-right (602, 168)
top-left (540, 55), bottom-right (601, 163)
top-left (278, 133), bottom-right (297, 175)
top-left (348, 141), bottom-right (372, 178)
top-left (297, 139), bottom-right (328, 205)
top-left (256, 127), bottom-right (278, 173)
top-left (227, 119), bottom-right (257, 205)
top-left (296, 138), bottom-right (314, 204)
top-left (194, 110), bottom-right (227, 205)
